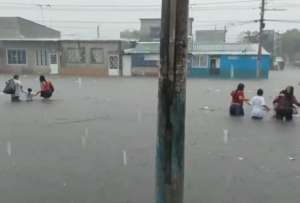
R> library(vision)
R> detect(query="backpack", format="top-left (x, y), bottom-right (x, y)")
top-left (3, 79), bottom-right (16, 95)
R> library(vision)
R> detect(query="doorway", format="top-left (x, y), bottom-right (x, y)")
top-left (209, 56), bottom-right (220, 76)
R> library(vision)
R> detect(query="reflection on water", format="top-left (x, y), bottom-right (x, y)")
top-left (0, 70), bottom-right (300, 202)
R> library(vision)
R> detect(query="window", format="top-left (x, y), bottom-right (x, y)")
top-left (36, 49), bottom-right (48, 66)
top-left (90, 48), bottom-right (104, 64)
top-left (66, 48), bottom-right (86, 64)
top-left (7, 49), bottom-right (26, 65)
top-left (109, 55), bottom-right (119, 70)
top-left (192, 55), bottom-right (208, 68)
top-left (50, 54), bottom-right (57, 64)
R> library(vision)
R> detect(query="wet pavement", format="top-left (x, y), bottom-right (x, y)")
top-left (1, 69), bottom-right (300, 203)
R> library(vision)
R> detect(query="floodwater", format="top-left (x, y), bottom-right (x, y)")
top-left (0, 69), bottom-right (300, 203)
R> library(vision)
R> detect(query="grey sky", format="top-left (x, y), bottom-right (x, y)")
top-left (0, 0), bottom-right (299, 41)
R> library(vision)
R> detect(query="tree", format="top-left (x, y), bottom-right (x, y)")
top-left (239, 31), bottom-right (259, 43)
top-left (281, 29), bottom-right (300, 61)
top-left (120, 29), bottom-right (140, 40)
top-left (239, 30), bottom-right (276, 57)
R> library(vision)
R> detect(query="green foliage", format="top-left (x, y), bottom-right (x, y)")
top-left (281, 29), bottom-right (300, 61)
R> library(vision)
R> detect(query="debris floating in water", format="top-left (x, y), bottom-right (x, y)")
top-left (200, 106), bottom-right (217, 112)
top-left (201, 106), bottom-right (209, 110)
top-left (288, 156), bottom-right (296, 161)
top-left (238, 156), bottom-right (244, 161)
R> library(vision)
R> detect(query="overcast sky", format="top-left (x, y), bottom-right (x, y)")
top-left (0, 0), bottom-right (299, 42)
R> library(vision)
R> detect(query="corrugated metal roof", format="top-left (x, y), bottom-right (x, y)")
top-left (0, 17), bottom-right (60, 39)
top-left (192, 43), bottom-right (270, 55)
top-left (0, 38), bottom-right (61, 41)
top-left (125, 42), bottom-right (270, 55)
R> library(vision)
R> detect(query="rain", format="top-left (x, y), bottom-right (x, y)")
top-left (1, 0), bottom-right (300, 202)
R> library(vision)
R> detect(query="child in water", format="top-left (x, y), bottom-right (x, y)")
top-left (249, 89), bottom-right (270, 119)
top-left (25, 88), bottom-right (34, 102)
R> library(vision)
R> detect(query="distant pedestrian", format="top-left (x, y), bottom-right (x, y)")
top-left (230, 83), bottom-right (249, 116)
top-left (249, 89), bottom-right (270, 119)
top-left (35, 75), bottom-right (54, 99)
top-left (273, 86), bottom-right (300, 121)
top-left (10, 75), bottom-right (23, 102)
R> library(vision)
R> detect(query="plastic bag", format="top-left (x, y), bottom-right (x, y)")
top-left (3, 79), bottom-right (16, 95)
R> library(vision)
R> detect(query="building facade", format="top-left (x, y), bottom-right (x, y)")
top-left (0, 17), bottom-right (133, 77)
top-left (0, 17), bottom-right (61, 75)
top-left (123, 42), bottom-right (160, 76)
top-left (60, 40), bottom-right (131, 77)
top-left (139, 18), bottom-right (194, 42)
top-left (123, 42), bottom-right (272, 79)
top-left (0, 40), bottom-right (60, 75)
top-left (195, 30), bottom-right (226, 44)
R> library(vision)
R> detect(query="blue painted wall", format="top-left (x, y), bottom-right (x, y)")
top-left (189, 54), bottom-right (271, 79)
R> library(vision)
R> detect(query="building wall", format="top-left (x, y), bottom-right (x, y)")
top-left (60, 41), bottom-right (123, 77)
top-left (189, 55), bottom-right (271, 79)
top-left (195, 30), bottom-right (226, 44)
top-left (131, 54), bottom-right (159, 76)
top-left (140, 18), bottom-right (193, 42)
top-left (0, 41), bottom-right (60, 75)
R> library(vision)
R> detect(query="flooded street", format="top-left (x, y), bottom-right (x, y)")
top-left (1, 69), bottom-right (300, 203)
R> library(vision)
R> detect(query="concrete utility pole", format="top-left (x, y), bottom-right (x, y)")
top-left (257, 0), bottom-right (266, 78)
top-left (156, 0), bottom-right (189, 202)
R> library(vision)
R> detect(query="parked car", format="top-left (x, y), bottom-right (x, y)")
top-left (273, 57), bottom-right (285, 70)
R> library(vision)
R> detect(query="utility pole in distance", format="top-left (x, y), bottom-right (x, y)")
top-left (156, 0), bottom-right (189, 202)
top-left (257, 0), bottom-right (266, 78)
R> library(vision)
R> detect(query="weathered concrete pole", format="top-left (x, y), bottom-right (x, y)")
top-left (257, 0), bottom-right (266, 78)
top-left (156, 0), bottom-right (189, 202)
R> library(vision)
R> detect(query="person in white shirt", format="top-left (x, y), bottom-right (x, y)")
top-left (250, 89), bottom-right (270, 119)
top-left (11, 75), bottom-right (23, 102)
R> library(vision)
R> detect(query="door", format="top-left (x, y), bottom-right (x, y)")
top-left (50, 54), bottom-right (59, 74)
top-left (122, 55), bottom-right (132, 76)
top-left (209, 57), bottom-right (220, 76)
top-left (108, 55), bottom-right (120, 76)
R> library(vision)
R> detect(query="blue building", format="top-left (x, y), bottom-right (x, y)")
top-left (190, 43), bottom-right (271, 79)
top-left (122, 42), bottom-right (271, 79)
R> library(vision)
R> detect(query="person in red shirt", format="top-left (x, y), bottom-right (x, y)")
top-left (35, 75), bottom-right (54, 99)
top-left (230, 83), bottom-right (249, 116)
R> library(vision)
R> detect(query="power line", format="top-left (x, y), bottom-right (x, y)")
top-left (36, 19), bottom-right (255, 24)
top-left (0, 0), bottom-right (260, 8)
top-left (265, 19), bottom-right (300, 23)
top-left (0, 5), bottom-right (259, 12)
